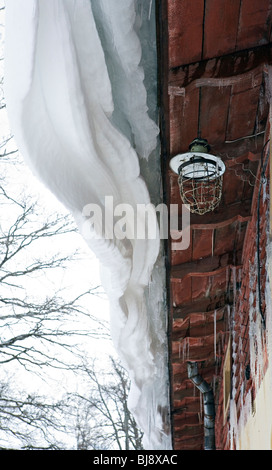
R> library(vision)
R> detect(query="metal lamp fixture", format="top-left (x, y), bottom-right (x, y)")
top-left (170, 138), bottom-right (226, 215)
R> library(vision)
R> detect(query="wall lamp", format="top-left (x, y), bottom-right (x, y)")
top-left (170, 138), bottom-right (225, 215)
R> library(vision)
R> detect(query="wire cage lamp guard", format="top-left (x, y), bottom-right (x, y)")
top-left (170, 138), bottom-right (226, 215)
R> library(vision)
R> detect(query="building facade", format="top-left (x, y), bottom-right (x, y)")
top-left (157, 0), bottom-right (272, 450)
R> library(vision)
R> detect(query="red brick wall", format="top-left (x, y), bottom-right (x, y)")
top-left (215, 143), bottom-right (270, 450)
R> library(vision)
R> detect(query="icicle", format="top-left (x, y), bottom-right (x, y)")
top-left (182, 337), bottom-right (189, 362)
top-left (263, 177), bottom-right (267, 204)
top-left (193, 383), bottom-right (196, 397)
top-left (148, 0), bottom-right (153, 20)
top-left (213, 375), bottom-right (217, 396)
top-left (229, 398), bottom-right (238, 450)
top-left (227, 303), bottom-right (231, 331)
top-left (214, 309), bottom-right (217, 363)
top-left (232, 266), bottom-right (237, 306)
top-left (199, 390), bottom-right (203, 423)
top-left (226, 265), bottom-right (230, 297)
top-left (211, 229), bottom-right (214, 256)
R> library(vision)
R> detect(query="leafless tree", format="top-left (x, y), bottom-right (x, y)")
top-left (0, 379), bottom-right (71, 449)
top-left (0, 133), bottom-right (109, 448)
top-left (0, 184), bottom-right (108, 372)
top-left (73, 356), bottom-right (144, 451)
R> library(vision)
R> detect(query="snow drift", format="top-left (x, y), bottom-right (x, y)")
top-left (4, 0), bottom-right (171, 449)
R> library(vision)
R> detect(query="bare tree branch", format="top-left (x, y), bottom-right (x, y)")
top-left (71, 357), bottom-right (144, 450)
top-left (0, 133), bottom-right (110, 449)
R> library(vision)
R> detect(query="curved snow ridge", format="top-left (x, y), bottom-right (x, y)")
top-left (4, 0), bottom-right (169, 449)
top-left (91, 0), bottom-right (159, 159)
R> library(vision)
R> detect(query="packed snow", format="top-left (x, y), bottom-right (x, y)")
top-left (4, 0), bottom-right (171, 449)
